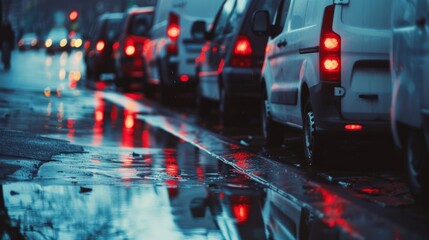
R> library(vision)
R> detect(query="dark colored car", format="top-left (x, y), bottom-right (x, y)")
top-left (114, 7), bottom-right (154, 90)
top-left (84, 12), bottom-right (124, 81)
top-left (193, 0), bottom-right (280, 125)
top-left (18, 32), bottom-right (39, 50)
top-left (44, 27), bottom-right (71, 54)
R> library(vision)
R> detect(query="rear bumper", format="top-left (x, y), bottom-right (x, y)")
top-left (117, 57), bottom-right (145, 80)
top-left (309, 82), bottom-right (390, 135)
top-left (222, 66), bottom-right (261, 103)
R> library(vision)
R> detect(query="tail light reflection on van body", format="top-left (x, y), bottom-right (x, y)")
top-left (231, 35), bottom-right (253, 67)
top-left (320, 5), bottom-right (341, 81)
top-left (167, 12), bottom-right (180, 55)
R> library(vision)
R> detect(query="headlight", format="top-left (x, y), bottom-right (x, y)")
top-left (60, 39), bottom-right (68, 47)
top-left (45, 39), bottom-right (53, 48)
top-left (74, 39), bottom-right (82, 48)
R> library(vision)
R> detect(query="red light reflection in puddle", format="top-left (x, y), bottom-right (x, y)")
top-left (67, 118), bottom-right (75, 141)
top-left (231, 196), bottom-right (251, 224)
top-left (316, 187), bottom-right (360, 236)
top-left (92, 92), bottom-right (104, 146)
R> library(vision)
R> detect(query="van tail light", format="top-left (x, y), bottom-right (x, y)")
top-left (320, 5), bottom-right (341, 81)
top-left (84, 41), bottom-right (91, 50)
top-left (96, 40), bottom-right (105, 53)
top-left (167, 12), bottom-right (180, 41)
top-left (231, 35), bottom-right (253, 67)
top-left (167, 12), bottom-right (180, 55)
top-left (124, 38), bottom-right (136, 56)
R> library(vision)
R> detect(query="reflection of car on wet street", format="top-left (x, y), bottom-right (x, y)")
top-left (44, 27), bottom-right (71, 54)
top-left (114, 7), bottom-right (154, 90)
top-left (390, 0), bottom-right (429, 201)
top-left (84, 13), bottom-right (124, 81)
top-left (18, 32), bottom-right (39, 50)
top-left (205, 167), bottom-right (266, 240)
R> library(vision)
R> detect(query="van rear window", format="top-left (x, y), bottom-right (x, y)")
top-left (128, 13), bottom-right (154, 37)
top-left (341, 0), bottom-right (392, 29)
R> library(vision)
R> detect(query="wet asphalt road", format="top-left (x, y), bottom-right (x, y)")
top-left (0, 50), bottom-right (429, 239)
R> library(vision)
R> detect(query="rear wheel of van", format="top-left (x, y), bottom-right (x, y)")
top-left (303, 99), bottom-right (324, 166)
top-left (406, 128), bottom-right (429, 202)
top-left (261, 91), bottom-right (283, 146)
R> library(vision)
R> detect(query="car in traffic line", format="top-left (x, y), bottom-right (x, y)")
top-left (84, 12), bottom-right (124, 82)
top-left (193, 0), bottom-right (281, 125)
top-left (114, 7), bottom-right (154, 91)
top-left (254, 0), bottom-right (393, 165)
top-left (18, 32), bottom-right (39, 50)
top-left (142, 0), bottom-right (223, 103)
top-left (391, 0), bottom-right (429, 201)
top-left (45, 27), bottom-right (71, 54)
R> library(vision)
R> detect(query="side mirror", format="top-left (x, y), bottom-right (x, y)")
top-left (191, 20), bottom-right (207, 40)
top-left (252, 10), bottom-right (270, 36)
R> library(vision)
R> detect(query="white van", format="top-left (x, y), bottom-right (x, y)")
top-left (143, 0), bottom-right (223, 103)
top-left (391, 0), bottom-right (429, 200)
top-left (254, 0), bottom-right (393, 164)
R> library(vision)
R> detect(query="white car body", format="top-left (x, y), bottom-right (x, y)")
top-left (262, 0), bottom-right (393, 162)
top-left (391, 0), bottom-right (429, 199)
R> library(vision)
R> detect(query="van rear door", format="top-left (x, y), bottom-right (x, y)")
top-left (175, 0), bottom-right (223, 78)
top-left (334, 0), bottom-right (393, 121)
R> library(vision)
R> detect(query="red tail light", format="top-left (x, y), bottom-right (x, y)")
top-left (124, 38), bottom-right (136, 56)
top-left (84, 41), bottom-right (91, 50)
top-left (231, 35), bottom-right (252, 67)
top-left (345, 124), bottom-right (363, 131)
top-left (167, 12), bottom-right (180, 55)
top-left (167, 12), bottom-right (180, 41)
top-left (320, 5), bottom-right (341, 81)
top-left (96, 40), bottom-right (105, 53)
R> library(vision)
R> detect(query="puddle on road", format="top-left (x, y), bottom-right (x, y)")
top-left (0, 157), bottom-right (269, 239)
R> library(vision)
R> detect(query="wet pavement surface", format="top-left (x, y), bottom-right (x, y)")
top-left (0, 50), bottom-right (429, 239)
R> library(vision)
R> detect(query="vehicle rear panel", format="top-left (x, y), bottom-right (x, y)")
top-left (334, 0), bottom-right (392, 121)
top-left (177, 0), bottom-right (223, 77)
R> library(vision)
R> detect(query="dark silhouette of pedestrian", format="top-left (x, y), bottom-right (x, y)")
top-left (1, 21), bottom-right (15, 70)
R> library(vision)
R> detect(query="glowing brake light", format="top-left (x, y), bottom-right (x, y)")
top-left (96, 40), bottom-right (105, 52)
top-left (345, 124), bottom-right (363, 131)
top-left (167, 12), bottom-right (180, 41)
top-left (320, 5), bottom-right (341, 81)
top-left (125, 45), bottom-right (135, 56)
top-left (167, 24), bottom-right (180, 41)
top-left (323, 36), bottom-right (339, 51)
top-left (323, 58), bottom-right (340, 72)
top-left (231, 35), bottom-right (252, 67)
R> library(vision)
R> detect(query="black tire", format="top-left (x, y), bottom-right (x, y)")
top-left (219, 87), bottom-right (234, 126)
top-left (302, 99), bottom-right (324, 165)
top-left (406, 128), bottom-right (429, 202)
top-left (261, 90), bottom-right (284, 146)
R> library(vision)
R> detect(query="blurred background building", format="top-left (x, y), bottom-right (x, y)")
top-left (1, 0), bottom-right (156, 39)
